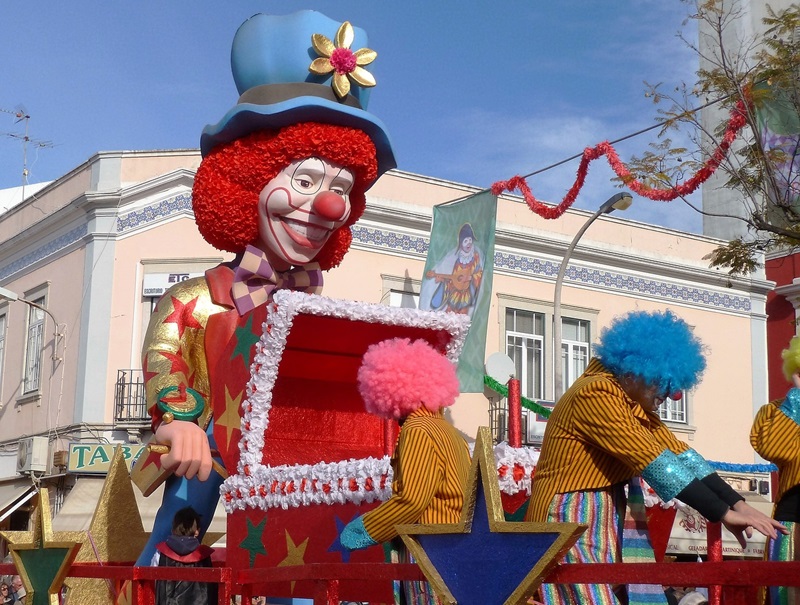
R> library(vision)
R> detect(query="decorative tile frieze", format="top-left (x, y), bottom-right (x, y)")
top-left (351, 225), bottom-right (751, 312)
top-left (0, 223), bottom-right (88, 281)
top-left (116, 193), bottom-right (192, 234)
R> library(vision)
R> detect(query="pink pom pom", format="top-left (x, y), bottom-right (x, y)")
top-left (357, 338), bottom-right (460, 420)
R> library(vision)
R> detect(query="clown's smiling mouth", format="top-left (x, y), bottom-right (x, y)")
top-left (280, 216), bottom-right (332, 247)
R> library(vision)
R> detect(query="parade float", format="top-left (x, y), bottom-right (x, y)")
top-left (0, 8), bottom-right (799, 605)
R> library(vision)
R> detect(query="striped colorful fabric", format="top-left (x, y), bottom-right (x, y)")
top-left (766, 521), bottom-right (800, 605)
top-left (527, 359), bottom-right (690, 523)
top-left (539, 485), bottom-right (625, 605)
top-left (362, 407), bottom-right (471, 543)
top-left (623, 477), bottom-right (668, 605)
top-left (751, 398), bottom-right (800, 502)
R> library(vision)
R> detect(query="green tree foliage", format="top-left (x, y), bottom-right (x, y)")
top-left (624, 1), bottom-right (800, 275)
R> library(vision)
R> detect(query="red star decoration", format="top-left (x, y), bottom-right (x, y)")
top-left (159, 348), bottom-right (191, 376)
top-left (163, 296), bottom-right (204, 337)
top-left (137, 448), bottom-right (163, 473)
top-left (143, 355), bottom-right (159, 386)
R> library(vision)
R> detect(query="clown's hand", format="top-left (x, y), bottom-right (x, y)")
top-left (154, 420), bottom-right (213, 482)
top-left (340, 516), bottom-right (378, 551)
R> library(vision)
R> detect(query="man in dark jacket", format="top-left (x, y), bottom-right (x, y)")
top-left (153, 507), bottom-right (216, 605)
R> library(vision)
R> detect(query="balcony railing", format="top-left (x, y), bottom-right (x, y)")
top-left (115, 369), bottom-right (149, 424)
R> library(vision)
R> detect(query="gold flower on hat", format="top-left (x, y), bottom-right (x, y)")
top-left (309, 21), bottom-right (377, 100)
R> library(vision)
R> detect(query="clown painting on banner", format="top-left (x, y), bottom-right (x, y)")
top-left (130, 9), bottom-right (397, 577)
top-left (419, 192), bottom-right (497, 392)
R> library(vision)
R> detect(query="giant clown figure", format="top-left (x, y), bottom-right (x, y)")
top-left (133, 11), bottom-right (396, 567)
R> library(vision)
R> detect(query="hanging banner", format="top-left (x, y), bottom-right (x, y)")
top-left (419, 191), bottom-right (497, 392)
top-left (755, 83), bottom-right (800, 222)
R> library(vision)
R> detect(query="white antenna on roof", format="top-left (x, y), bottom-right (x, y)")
top-left (1, 106), bottom-right (53, 203)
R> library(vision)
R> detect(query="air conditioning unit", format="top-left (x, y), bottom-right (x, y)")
top-left (17, 436), bottom-right (49, 474)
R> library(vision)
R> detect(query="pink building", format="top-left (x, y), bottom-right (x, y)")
top-left (0, 149), bottom-right (773, 539)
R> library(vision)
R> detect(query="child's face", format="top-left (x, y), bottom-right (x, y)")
top-left (257, 156), bottom-right (354, 269)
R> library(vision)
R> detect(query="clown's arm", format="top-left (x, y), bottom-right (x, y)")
top-left (143, 279), bottom-right (218, 481)
top-left (340, 424), bottom-right (440, 549)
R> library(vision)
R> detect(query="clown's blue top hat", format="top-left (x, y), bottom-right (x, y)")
top-left (200, 10), bottom-right (396, 178)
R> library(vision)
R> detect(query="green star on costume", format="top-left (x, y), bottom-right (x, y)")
top-left (231, 314), bottom-right (260, 365)
top-left (1, 487), bottom-right (82, 605)
top-left (239, 516), bottom-right (268, 567)
top-left (396, 427), bottom-right (586, 605)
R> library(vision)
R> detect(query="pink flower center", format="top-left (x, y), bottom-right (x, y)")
top-left (330, 47), bottom-right (357, 75)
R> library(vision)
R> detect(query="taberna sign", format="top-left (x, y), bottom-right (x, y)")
top-left (142, 272), bottom-right (203, 297)
top-left (68, 443), bottom-right (148, 474)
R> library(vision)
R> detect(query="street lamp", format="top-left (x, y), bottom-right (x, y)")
top-left (553, 191), bottom-right (633, 401)
top-left (0, 286), bottom-right (64, 361)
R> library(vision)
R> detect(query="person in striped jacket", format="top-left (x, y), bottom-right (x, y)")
top-left (526, 309), bottom-right (785, 605)
top-left (340, 337), bottom-right (471, 604)
top-left (750, 335), bottom-right (800, 605)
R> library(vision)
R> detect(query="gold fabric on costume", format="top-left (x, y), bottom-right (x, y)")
top-left (751, 399), bottom-right (800, 502)
top-left (362, 407), bottom-right (471, 543)
top-left (142, 276), bottom-right (227, 429)
top-left (526, 358), bottom-right (690, 523)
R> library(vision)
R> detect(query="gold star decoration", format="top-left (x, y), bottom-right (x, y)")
top-left (216, 385), bottom-right (244, 451)
top-left (62, 446), bottom-right (151, 605)
top-left (396, 427), bottom-right (586, 605)
top-left (277, 530), bottom-right (309, 594)
top-left (1, 487), bottom-right (82, 605)
top-left (309, 21), bottom-right (377, 99)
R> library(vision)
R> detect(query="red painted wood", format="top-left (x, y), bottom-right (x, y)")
top-left (707, 521), bottom-right (723, 605)
top-left (507, 378), bottom-right (522, 447)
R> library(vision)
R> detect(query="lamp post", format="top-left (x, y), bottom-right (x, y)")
top-left (0, 286), bottom-right (64, 361)
top-left (553, 192), bottom-right (633, 402)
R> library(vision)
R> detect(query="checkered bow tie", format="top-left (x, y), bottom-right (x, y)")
top-left (231, 245), bottom-right (323, 315)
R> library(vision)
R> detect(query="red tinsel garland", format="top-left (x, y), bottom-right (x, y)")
top-left (491, 100), bottom-right (749, 219)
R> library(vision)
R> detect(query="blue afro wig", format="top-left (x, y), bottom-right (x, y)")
top-left (594, 309), bottom-right (706, 394)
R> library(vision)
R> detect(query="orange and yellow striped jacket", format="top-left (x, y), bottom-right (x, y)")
top-left (750, 398), bottom-right (800, 503)
top-left (526, 358), bottom-right (690, 522)
top-left (362, 407), bottom-right (471, 543)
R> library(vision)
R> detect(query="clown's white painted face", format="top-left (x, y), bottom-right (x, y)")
top-left (257, 157), bottom-right (354, 269)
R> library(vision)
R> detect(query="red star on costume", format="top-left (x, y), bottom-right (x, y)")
top-left (159, 347), bottom-right (191, 376)
top-left (163, 296), bottom-right (204, 337)
top-left (136, 448), bottom-right (164, 473)
top-left (143, 355), bottom-right (159, 386)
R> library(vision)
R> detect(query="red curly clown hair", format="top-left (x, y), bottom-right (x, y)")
top-left (356, 338), bottom-right (461, 420)
top-left (192, 122), bottom-right (378, 270)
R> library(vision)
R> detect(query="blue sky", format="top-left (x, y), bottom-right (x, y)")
top-left (0, 1), bottom-right (702, 231)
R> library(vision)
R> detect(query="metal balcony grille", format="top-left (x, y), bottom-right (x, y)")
top-left (115, 369), bottom-right (148, 424)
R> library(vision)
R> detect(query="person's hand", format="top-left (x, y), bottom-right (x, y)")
top-left (721, 501), bottom-right (787, 548)
top-left (154, 420), bottom-right (213, 481)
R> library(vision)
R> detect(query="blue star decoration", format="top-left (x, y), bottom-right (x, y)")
top-left (0, 487), bottom-right (82, 605)
top-left (396, 427), bottom-right (586, 605)
top-left (328, 515), bottom-right (353, 563)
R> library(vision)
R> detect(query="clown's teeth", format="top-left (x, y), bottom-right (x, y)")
top-left (283, 218), bottom-right (330, 241)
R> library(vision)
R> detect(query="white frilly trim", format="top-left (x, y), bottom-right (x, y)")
top-left (493, 441), bottom-right (540, 496)
top-left (222, 442), bottom-right (543, 512)
top-left (221, 456), bottom-right (393, 513)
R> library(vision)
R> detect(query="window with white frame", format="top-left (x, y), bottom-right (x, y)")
top-left (505, 308), bottom-right (545, 400)
top-left (23, 297), bottom-right (45, 394)
top-left (382, 275), bottom-right (421, 309)
top-left (561, 317), bottom-right (590, 391)
top-left (658, 392), bottom-right (687, 424)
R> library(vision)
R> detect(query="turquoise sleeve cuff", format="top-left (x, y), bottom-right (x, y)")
top-left (340, 516), bottom-right (378, 551)
top-left (641, 449), bottom-right (695, 502)
top-left (780, 388), bottom-right (800, 425)
top-left (678, 448), bottom-right (714, 480)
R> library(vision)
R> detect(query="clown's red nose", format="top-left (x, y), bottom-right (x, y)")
top-left (313, 190), bottom-right (346, 221)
